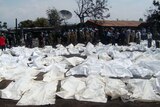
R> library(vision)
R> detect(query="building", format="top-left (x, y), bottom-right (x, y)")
top-left (86, 20), bottom-right (144, 28)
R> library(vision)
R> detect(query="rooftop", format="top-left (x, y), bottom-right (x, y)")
top-left (86, 20), bottom-right (143, 27)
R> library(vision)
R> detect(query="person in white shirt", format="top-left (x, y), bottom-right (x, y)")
top-left (147, 31), bottom-right (152, 48)
top-left (135, 30), bottom-right (141, 44)
top-left (130, 30), bottom-right (136, 42)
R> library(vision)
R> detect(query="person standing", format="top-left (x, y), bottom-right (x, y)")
top-left (115, 29), bottom-right (120, 45)
top-left (44, 32), bottom-right (50, 45)
top-left (119, 29), bottom-right (125, 45)
top-left (79, 29), bottom-right (83, 43)
top-left (147, 31), bottom-right (152, 48)
top-left (111, 30), bottom-right (116, 45)
top-left (126, 29), bottom-right (131, 45)
top-left (74, 29), bottom-right (78, 45)
top-left (106, 29), bottom-right (112, 44)
top-left (39, 32), bottom-right (44, 48)
top-left (130, 30), bottom-right (136, 42)
top-left (27, 32), bottom-right (32, 48)
top-left (85, 29), bottom-right (91, 44)
top-left (0, 33), bottom-right (6, 51)
top-left (136, 30), bottom-right (141, 44)
top-left (7, 33), bottom-right (13, 48)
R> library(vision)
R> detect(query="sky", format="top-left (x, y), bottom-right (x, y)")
top-left (0, 0), bottom-right (154, 28)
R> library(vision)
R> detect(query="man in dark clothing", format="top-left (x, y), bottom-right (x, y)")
top-left (112, 30), bottom-right (116, 45)
top-left (27, 33), bottom-right (32, 48)
top-left (119, 30), bottom-right (125, 46)
top-left (7, 34), bottom-right (13, 48)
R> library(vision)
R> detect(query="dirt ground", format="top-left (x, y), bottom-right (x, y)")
top-left (0, 80), bottom-right (160, 107)
top-left (0, 97), bottom-right (160, 107)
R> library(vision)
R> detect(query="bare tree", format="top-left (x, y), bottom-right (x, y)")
top-left (74, 0), bottom-right (110, 23)
top-left (74, 0), bottom-right (92, 23)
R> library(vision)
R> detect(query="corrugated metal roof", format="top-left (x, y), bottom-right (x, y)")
top-left (86, 20), bottom-right (143, 27)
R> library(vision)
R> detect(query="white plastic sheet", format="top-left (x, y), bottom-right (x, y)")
top-left (138, 61), bottom-right (160, 77)
top-left (63, 57), bottom-right (84, 67)
top-left (125, 79), bottom-right (160, 102)
top-left (104, 78), bottom-right (129, 99)
top-left (128, 66), bottom-right (153, 78)
top-left (66, 44), bottom-right (80, 54)
top-left (82, 42), bottom-right (96, 56)
top-left (56, 76), bottom-right (86, 99)
top-left (43, 63), bottom-right (67, 82)
top-left (75, 75), bottom-right (107, 103)
top-left (0, 66), bottom-right (39, 80)
top-left (57, 75), bottom-right (107, 103)
top-left (1, 76), bottom-right (36, 100)
top-left (17, 81), bottom-right (58, 105)
top-left (53, 45), bottom-right (69, 56)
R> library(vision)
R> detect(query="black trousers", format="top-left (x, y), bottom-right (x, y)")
top-left (0, 45), bottom-right (6, 51)
top-left (148, 39), bottom-right (152, 48)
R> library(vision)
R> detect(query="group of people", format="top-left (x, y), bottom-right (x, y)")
top-left (103, 28), bottom-right (145, 46)
top-left (61, 28), bottom-right (99, 45)
top-left (24, 31), bottom-right (54, 48)
top-left (60, 27), bottom-right (154, 47)
top-left (0, 27), bottom-right (156, 51)
top-left (23, 28), bottom-right (98, 48)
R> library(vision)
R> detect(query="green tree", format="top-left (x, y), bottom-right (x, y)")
top-left (19, 20), bottom-right (34, 28)
top-left (146, 0), bottom-right (160, 29)
top-left (2, 22), bottom-right (7, 29)
top-left (139, 18), bottom-right (143, 22)
top-left (34, 17), bottom-right (49, 27)
top-left (46, 8), bottom-right (61, 27)
top-left (146, 0), bottom-right (160, 39)
top-left (147, 0), bottom-right (160, 23)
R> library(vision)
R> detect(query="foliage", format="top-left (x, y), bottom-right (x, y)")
top-left (19, 8), bottom-right (62, 29)
top-left (2, 22), bottom-right (7, 28)
top-left (34, 17), bottom-right (49, 27)
top-left (0, 21), bottom-right (7, 29)
top-left (139, 18), bottom-right (143, 22)
top-left (147, 0), bottom-right (160, 22)
top-left (19, 18), bottom-right (49, 28)
top-left (19, 20), bottom-right (34, 28)
top-left (74, 0), bottom-right (110, 23)
top-left (146, 0), bottom-right (160, 38)
top-left (46, 8), bottom-right (61, 27)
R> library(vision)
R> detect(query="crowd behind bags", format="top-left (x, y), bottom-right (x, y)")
top-left (0, 27), bottom-right (159, 50)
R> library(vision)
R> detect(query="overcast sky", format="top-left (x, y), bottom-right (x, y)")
top-left (0, 0), bottom-right (153, 28)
